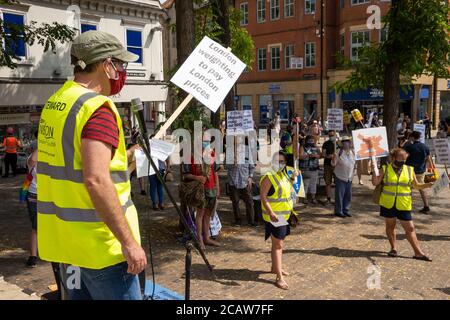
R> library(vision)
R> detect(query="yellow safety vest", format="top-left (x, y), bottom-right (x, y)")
top-left (37, 80), bottom-right (140, 269)
top-left (379, 164), bottom-right (414, 211)
top-left (260, 170), bottom-right (294, 223)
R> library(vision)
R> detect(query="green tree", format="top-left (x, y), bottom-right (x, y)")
top-left (334, 0), bottom-right (450, 149)
top-left (0, 0), bottom-right (76, 69)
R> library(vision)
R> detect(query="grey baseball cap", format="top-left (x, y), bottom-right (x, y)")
top-left (71, 30), bottom-right (138, 69)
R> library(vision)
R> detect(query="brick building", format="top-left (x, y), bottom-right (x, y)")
top-left (235, 0), bottom-right (449, 128)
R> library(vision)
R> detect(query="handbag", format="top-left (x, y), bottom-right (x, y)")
top-left (288, 212), bottom-right (299, 228)
top-left (424, 157), bottom-right (439, 183)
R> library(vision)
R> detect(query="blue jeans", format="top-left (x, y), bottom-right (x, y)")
top-left (59, 262), bottom-right (142, 300)
top-left (334, 177), bottom-right (352, 215)
top-left (148, 172), bottom-right (164, 205)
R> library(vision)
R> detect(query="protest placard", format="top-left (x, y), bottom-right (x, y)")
top-left (434, 139), bottom-right (450, 165)
top-left (431, 171), bottom-right (450, 197)
top-left (135, 149), bottom-right (158, 178)
top-left (352, 127), bottom-right (389, 160)
top-left (327, 108), bottom-right (343, 131)
top-left (365, 112), bottom-right (374, 128)
top-left (413, 124), bottom-right (426, 143)
top-left (149, 139), bottom-right (176, 161)
top-left (227, 110), bottom-right (254, 135)
top-left (426, 139), bottom-right (435, 155)
top-left (171, 36), bottom-right (246, 113)
top-left (343, 111), bottom-right (351, 125)
top-left (351, 109), bottom-right (364, 123)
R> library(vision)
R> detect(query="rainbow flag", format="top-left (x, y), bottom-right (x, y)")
top-left (19, 173), bottom-right (33, 203)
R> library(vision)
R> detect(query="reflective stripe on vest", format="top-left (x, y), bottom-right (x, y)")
top-left (37, 92), bottom-right (128, 184)
top-left (379, 164), bottom-right (413, 211)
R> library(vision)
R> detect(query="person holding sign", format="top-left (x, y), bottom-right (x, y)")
top-left (299, 135), bottom-right (322, 204)
top-left (332, 136), bottom-right (356, 218)
top-left (371, 148), bottom-right (433, 261)
top-left (260, 151), bottom-right (297, 290)
top-left (322, 130), bottom-right (337, 205)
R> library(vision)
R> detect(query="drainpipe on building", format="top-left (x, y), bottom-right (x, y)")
top-left (433, 76), bottom-right (438, 130)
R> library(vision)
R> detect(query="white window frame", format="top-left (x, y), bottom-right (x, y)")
top-left (258, 48), bottom-right (267, 71)
top-left (270, 0), bottom-right (280, 21)
top-left (240, 2), bottom-right (249, 26)
top-left (0, 10), bottom-right (28, 60)
top-left (270, 45), bottom-right (281, 70)
top-left (257, 0), bottom-right (266, 23)
top-left (351, 0), bottom-right (370, 6)
top-left (285, 44), bottom-right (294, 70)
top-left (350, 30), bottom-right (370, 61)
top-left (125, 27), bottom-right (144, 66)
top-left (284, 0), bottom-right (295, 18)
top-left (305, 0), bottom-right (316, 15)
top-left (305, 42), bottom-right (316, 68)
top-left (80, 21), bottom-right (98, 34)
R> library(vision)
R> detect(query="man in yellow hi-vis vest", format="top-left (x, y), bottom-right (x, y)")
top-left (37, 31), bottom-right (146, 300)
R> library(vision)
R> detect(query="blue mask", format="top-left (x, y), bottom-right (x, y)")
top-left (202, 142), bottom-right (210, 149)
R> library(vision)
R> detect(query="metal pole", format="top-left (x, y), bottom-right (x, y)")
top-left (185, 241), bottom-right (193, 300)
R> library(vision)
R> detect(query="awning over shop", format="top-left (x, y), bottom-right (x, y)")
top-left (329, 86), bottom-right (414, 102)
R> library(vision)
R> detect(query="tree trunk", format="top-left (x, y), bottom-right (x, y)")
top-left (383, 0), bottom-right (401, 153)
top-left (211, 0), bottom-right (233, 128)
top-left (175, 0), bottom-right (195, 102)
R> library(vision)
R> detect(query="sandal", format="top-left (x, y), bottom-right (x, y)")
top-left (271, 269), bottom-right (290, 276)
top-left (413, 255), bottom-right (432, 262)
top-left (275, 277), bottom-right (289, 290)
top-left (388, 250), bottom-right (398, 257)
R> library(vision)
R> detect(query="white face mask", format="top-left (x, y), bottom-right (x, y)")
top-left (272, 160), bottom-right (285, 172)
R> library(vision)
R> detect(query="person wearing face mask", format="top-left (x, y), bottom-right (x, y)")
top-left (322, 130), bottom-right (337, 205)
top-left (332, 137), bottom-right (356, 218)
top-left (260, 151), bottom-right (297, 290)
top-left (299, 135), bottom-right (322, 204)
top-left (372, 148), bottom-right (433, 261)
top-left (37, 31), bottom-right (146, 300)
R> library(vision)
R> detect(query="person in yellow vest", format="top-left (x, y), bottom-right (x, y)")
top-left (2, 127), bottom-right (22, 177)
top-left (372, 148), bottom-right (433, 262)
top-left (260, 151), bottom-right (297, 290)
top-left (37, 31), bottom-right (146, 300)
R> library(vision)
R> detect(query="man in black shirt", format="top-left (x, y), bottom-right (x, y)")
top-left (322, 130), bottom-right (336, 205)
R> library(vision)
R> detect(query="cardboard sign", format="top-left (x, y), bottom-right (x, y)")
top-left (170, 36), bottom-right (246, 113)
top-left (227, 110), bottom-right (254, 135)
top-left (413, 124), bottom-right (426, 143)
top-left (351, 109), bottom-right (364, 122)
top-left (327, 108), bottom-right (343, 131)
top-left (434, 139), bottom-right (450, 165)
top-left (352, 127), bottom-right (389, 160)
top-left (431, 171), bottom-right (450, 197)
top-left (343, 111), bottom-right (351, 125)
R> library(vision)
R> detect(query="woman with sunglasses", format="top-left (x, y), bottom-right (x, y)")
top-left (260, 151), bottom-right (297, 290)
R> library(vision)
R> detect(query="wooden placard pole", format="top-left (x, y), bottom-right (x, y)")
top-left (154, 94), bottom-right (194, 140)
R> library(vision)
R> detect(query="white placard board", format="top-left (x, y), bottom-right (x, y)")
top-left (434, 139), bottom-right (450, 165)
top-left (426, 139), bottom-right (435, 155)
top-left (227, 110), bottom-right (254, 135)
top-left (135, 149), bottom-right (157, 178)
top-left (432, 171), bottom-right (450, 197)
top-left (149, 139), bottom-right (176, 161)
top-left (170, 36), bottom-right (246, 113)
top-left (352, 127), bottom-right (389, 160)
top-left (327, 108), bottom-right (343, 131)
top-left (365, 112), bottom-right (374, 128)
top-left (413, 124), bottom-right (426, 143)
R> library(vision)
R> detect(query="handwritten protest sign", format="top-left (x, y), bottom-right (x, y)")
top-left (352, 127), bottom-right (389, 160)
top-left (413, 124), bottom-right (426, 143)
top-left (432, 171), bottom-right (450, 197)
top-left (434, 139), bottom-right (450, 165)
top-left (227, 110), bottom-right (254, 135)
top-left (171, 36), bottom-right (246, 113)
top-left (327, 109), bottom-right (343, 131)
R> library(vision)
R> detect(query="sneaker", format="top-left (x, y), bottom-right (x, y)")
top-left (359, 181), bottom-right (364, 185)
top-left (26, 256), bottom-right (37, 268)
top-left (158, 204), bottom-right (165, 211)
top-left (419, 207), bottom-right (430, 214)
top-left (334, 213), bottom-right (346, 218)
top-left (152, 204), bottom-right (159, 211)
top-left (344, 213), bottom-right (352, 217)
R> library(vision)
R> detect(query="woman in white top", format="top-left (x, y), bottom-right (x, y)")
top-left (332, 136), bottom-right (356, 218)
top-left (26, 144), bottom-right (38, 267)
